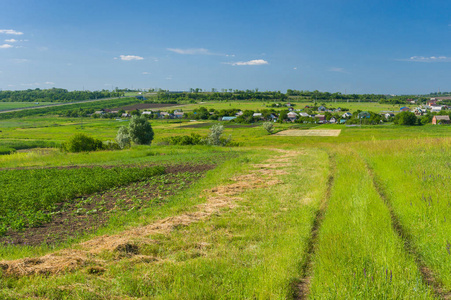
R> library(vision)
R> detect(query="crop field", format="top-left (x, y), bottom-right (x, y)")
top-left (0, 101), bottom-right (450, 299)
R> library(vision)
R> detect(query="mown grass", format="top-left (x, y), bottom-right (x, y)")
top-left (309, 148), bottom-right (433, 299)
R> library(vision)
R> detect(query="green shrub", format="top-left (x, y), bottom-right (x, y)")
top-left (62, 133), bottom-right (104, 152)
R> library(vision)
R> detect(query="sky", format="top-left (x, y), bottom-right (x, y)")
top-left (1, 0), bottom-right (451, 94)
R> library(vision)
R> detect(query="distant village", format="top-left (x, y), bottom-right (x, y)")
top-left (89, 97), bottom-right (450, 125)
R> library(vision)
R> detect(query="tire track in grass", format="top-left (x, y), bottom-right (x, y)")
top-left (365, 160), bottom-right (451, 300)
top-left (294, 153), bottom-right (336, 300)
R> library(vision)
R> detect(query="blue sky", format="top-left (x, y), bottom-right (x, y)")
top-left (1, 0), bottom-right (451, 94)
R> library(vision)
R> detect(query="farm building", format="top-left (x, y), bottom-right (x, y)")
top-left (299, 112), bottom-right (310, 118)
top-left (342, 112), bottom-right (352, 118)
top-left (141, 111), bottom-right (152, 115)
top-left (400, 107), bottom-right (411, 112)
top-left (432, 115), bottom-right (450, 125)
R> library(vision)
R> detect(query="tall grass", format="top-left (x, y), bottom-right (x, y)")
top-left (362, 138), bottom-right (451, 290)
top-left (309, 148), bottom-right (433, 299)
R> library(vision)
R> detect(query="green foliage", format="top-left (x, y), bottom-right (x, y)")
top-left (207, 124), bottom-right (228, 146)
top-left (0, 147), bottom-right (15, 155)
top-left (0, 166), bottom-right (165, 233)
top-left (62, 133), bottom-right (104, 152)
top-left (0, 88), bottom-right (122, 103)
top-left (162, 133), bottom-right (204, 145)
top-left (116, 126), bottom-right (131, 149)
top-left (128, 115), bottom-right (154, 145)
top-left (393, 111), bottom-right (418, 125)
top-left (262, 121), bottom-right (274, 133)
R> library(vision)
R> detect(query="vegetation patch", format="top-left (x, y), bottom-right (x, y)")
top-left (274, 129), bottom-right (341, 136)
top-left (0, 165), bottom-right (213, 246)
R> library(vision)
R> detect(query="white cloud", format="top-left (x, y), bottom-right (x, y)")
top-left (12, 59), bottom-right (29, 63)
top-left (405, 56), bottom-right (451, 62)
top-left (226, 59), bottom-right (269, 66)
top-left (44, 81), bottom-right (55, 85)
top-left (0, 29), bottom-right (23, 35)
top-left (0, 44), bottom-right (13, 49)
top-left (329, 67), bottom-right (349, 73)
top-left (118, 55), bottom-right (144, 61)
top-left (293, 67), bottom-right (297, 70)
top-left (142, 72), bottom-right (150, 75)
top-left (5, 39), bottom-right (17, 43)
top-left (167, 48), bottom-right (212, 55)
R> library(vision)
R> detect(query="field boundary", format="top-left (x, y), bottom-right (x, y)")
top-left (294, 152), bottom-right (336, 299)
top-left (365, 160), bottom-right (451, 299)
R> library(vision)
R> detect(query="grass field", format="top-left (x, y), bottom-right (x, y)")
top-left (0, 102), bottom-right (53, 111)
top-left (0, 101), bottom-right (450, 299)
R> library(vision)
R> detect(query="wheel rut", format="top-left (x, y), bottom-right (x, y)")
top-left (364, 160), bottom-right (451, 300)
top-left (294, 153), bottom-right (336, 300)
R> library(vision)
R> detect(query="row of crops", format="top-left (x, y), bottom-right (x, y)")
top-left (0, 165), bottom-right (165, 234)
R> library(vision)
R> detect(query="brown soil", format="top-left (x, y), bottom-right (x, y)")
top-left (114, 103), bottom-right (180, 111)
top-left (0, 149), bottom-right (298, 277)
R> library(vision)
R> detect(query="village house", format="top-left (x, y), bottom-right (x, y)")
top-left (174, 111), bottom-right (184, 118)
top-left (287, 112), bottom-right (298, 122)
top-left (384, 113), bottom-right (395, 119)
top-left (222, 116), bottom-right (236, 121)
top-left (342, 112), bottom-right (352, 118)
top-left (431, 106), bottom-right (443, 113)
top-left (399, 107), bottom-right (411, 112)
top-left (358, 111), bottom-right (371, 119)
top-left (432, 115), bottom-right (450, 125)
top-left (315, 114), bottom-right (326, 123)
top-left (329, 117), bottom-right (337, 124)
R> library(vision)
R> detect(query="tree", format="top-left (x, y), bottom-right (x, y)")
top-left (263, 122), bottom-right (274, 134)
top-left (206, 124), bottom-right (231, 146)
top-left (128, 115), bottom-right (154, 145)
top-left (116, 126), bottom-right (131, 149)
top-left (394, 111), bottom-right (417, 125)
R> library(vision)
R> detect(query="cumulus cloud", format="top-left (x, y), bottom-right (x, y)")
top-left (167, 48), bottom-right (212, 55)
top-left (117, 55), bottom-right (144, 61)
top-left (0, 44), bottom-right (13, 49)
top-left (226, 59), bottom-right (269, 66)
top-left (406, 56), bottom-right (451, 62)
top-left (5, 39), bottom-right (17, 43)
top-left (0, 29), bottom-right (23, 35)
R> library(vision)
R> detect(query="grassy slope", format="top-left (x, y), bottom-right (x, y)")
top-left (0, 148), bottom-right (330, 299)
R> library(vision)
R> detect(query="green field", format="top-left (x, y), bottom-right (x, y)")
top-left (0, 99), bottom-right (450, 299)
top-left (0, 102), bottom-right (54, 111)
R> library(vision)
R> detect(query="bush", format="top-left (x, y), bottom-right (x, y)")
top-left (62, 133), bottom-right (104, 152)
top-left (162, 133), bottom-right (204, 145)
top-left (263, 122), bottom-right (274, 134)
top-left (207, 124), bottom-right (233, 146)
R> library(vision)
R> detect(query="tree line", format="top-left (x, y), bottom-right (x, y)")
top-left (0, 88), bottom-right (123, 103)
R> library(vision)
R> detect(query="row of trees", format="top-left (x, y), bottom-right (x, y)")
top-left (0, 88), bottom-right (123, 103)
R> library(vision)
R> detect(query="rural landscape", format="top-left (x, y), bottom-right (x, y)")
top-left (0, 88), bottom-right (449, 299)
top-left (1, 0), bottom-right (451, 299)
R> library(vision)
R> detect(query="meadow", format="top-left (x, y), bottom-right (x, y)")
top-left (0, 102), bottom-right (53, 111)
top-left (0, 99), bottom-right (450, 299)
